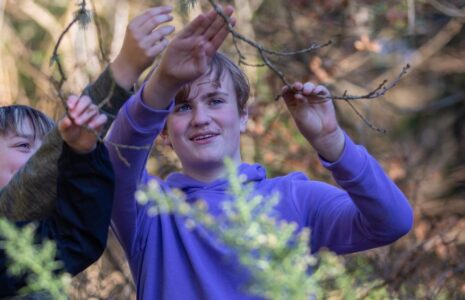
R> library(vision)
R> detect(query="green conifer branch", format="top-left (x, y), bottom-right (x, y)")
top-left (0, 218), bottom-right (71, 299)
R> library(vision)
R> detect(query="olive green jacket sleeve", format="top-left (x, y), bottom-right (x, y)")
top-left (0, 66), bottom-right (132, 221)
top-left (0, 127), bottom-right (62, 220)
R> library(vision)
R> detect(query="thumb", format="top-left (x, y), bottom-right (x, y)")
top-left (281, 85), bottom-right (297, 104)
top-left (58, 116), bottom-right (72, 134)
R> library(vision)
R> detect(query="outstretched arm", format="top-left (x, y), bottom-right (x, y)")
top-left (84, 5), bottom-right (174, 128)
top-left (48, 96), bottom-right (114, 275)
top-left (282, 82), bottom-right (345, 162)
top-left (282, 82), bottom-right (413, 253)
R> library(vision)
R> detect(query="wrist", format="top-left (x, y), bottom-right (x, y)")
top-left (311, 127), bottom-right (345, 162)
top-left (143, 72), bottom-right (181, 109)
top-left (65, 142), bottom-right (97, 155)
top-left (110, 56), bottom-right (141, 90)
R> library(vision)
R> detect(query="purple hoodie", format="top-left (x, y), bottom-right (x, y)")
top-left (107, 88), bottom-right (413, 300)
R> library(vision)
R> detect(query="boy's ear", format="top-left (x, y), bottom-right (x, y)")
top-left (161, 132), bottom-right (172, 147)
top-left (239, 108), bottom-right (248, 133)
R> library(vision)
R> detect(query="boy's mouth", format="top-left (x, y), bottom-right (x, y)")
top-left (190, 132), bottom-right (219, 142)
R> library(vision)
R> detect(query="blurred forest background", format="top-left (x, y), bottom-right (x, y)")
top-left (1, 0), bottom-right (464, 299)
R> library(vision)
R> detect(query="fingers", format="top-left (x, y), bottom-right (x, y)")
top-left (182, 5), bottom-right (234, 58)
top-left (301, 82), bottom-right (330, 97)
top-left (281, 83), bottom-right (298, 103)
top-left (202, 5), bottom-right (234, 41)
top-left (139, 12), bottom-right (173, 35)
top-left (147, 37), bottom-right (170, 57)
top-left (179, 13), bottom-right (209, 38)
top-left (142, 25), bottom-right (175, 53)
top-left (313, 85), bottom-right (330, 97)
top-left (58, 116), bottom-right (72, 132)
top-left (66, 95), bottom-right (107, 128)
top-left (281, 82), bottom-right (331, 103)
top-left (68, 96), bottom-right (93, 125)
top-left (208, 16), bottom-right (236, 54)
top-left (88, 114), bottom-right (108, 132)
top-left (192, 9), bottom-right (218, 36)
top-left (66, 95), bottom-right (79, 110)
top-left (132, 6), bottom-right (173, 29)
top-left (180, 5), bottom-right (234, 40)
top-left (128, 6), bottom-right (174, 58)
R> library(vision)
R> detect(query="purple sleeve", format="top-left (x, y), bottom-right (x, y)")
top-left (295, 133), bottom-right (413, 254)
top-left (106, 85), bottom-right (173, 257)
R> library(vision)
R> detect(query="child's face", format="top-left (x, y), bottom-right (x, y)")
top-left (0, 118), bottom-right (42, 188)
top-left (165, 72), bottom-right (247, 172)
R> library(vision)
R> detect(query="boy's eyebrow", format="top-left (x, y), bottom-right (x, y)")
top-left (205, 91), bottom-right (228, 98)
top-left (174, 98), bottom-right (190, 105)
top-left (13, 133), bottom-right (35, 141)
top-left (179, 91), bottom-right (229, 104)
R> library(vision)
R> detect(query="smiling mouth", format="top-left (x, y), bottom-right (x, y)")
top-left (190, 133), bottom-right (219, 142)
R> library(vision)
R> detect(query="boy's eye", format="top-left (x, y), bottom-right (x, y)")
top-left (209, 99), bottom-right (224, 106)
top-left (174, 103), bottom-right (192, 113)
top-left (15, 143), bottom-right (32, 151)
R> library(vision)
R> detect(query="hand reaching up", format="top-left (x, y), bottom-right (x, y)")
top-left (110, 6), bottom-right (175, 90)
top-left (143, 5), bottom-right (236, 109)
top-left (58, 96), bottom-right (108, 154)
top-left (282, 82), bottom-right (344, 162)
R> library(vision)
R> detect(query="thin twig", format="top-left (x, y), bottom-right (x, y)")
top-left (331, 64), bottom-right (410, 100)
top-left (50, 16), bottom-right (80, 95)
top-left (49, 0), bottom-right (150, 167)
top-left (97, 81), bottom-right (116, 110)
top-left (208, 0), bottom-right (331, 89)
top-left (89, 0), bottom-right (109, 63)
top-left (344, 100), bottom-right (386, 134)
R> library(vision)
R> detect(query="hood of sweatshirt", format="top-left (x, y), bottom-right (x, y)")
top-left (165, 163), bottom-right (267, 194)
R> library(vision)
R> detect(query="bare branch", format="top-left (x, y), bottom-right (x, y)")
top-left (49, 0), bottom-right (151, 166)
top-left (207, 0), bottom-right (331, 89)
top-left (50, 0), bottom-right (91, 101)
top-left (89, 0), bottom-right (109, 63)
top-left (204, 0), bottom-right (411, 133)
top-left (344, 100), bottom-right (387, 134)
top-left (427, 0), bottom-right (465, 19)
top-left (332, 64), bottom-right (410, 100)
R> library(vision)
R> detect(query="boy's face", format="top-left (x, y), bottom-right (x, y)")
top-left (165, 72), bottom-right (247, 173)
top-left (0, 118), bottom-right (42, 188)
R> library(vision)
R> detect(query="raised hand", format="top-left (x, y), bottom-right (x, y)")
top-left (58, 95), bottom-right (108, 154)
top-left (143, 5), bottom-right (236, 109)
top-left (282, 82), bottom-right (345, 162)
top-left (110, 6), bottom-right (175, 90)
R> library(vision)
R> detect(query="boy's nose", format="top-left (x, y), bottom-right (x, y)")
top-left (190, 107), bottom-right (211, 127)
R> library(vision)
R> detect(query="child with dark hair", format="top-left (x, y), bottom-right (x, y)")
top-left (107, 6), bottom-right (413, 300)
top-left (0, 5), bottom-right (174, 296)
top-left (0, 97), bottom-right (113, 296)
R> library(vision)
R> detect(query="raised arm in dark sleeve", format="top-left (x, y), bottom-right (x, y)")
top-left (47, 141), bottom-right (114, 275)
top-left (0, 66), bottom-right (131, 222)
top-left (82, 65), bottom-right (133, 132)
top-left (0, 142), bottom-right (114, 295)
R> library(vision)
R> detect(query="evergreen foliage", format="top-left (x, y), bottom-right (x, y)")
top-left (0, 219), bottom-right (71, 299)
top-left (136, 158), bottom-right (389, 299)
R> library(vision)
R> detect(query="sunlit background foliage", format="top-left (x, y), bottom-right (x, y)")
top-left (0, 0), bottom-right (464, 298)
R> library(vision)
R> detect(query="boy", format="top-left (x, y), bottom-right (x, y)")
top-left (107, 6), bottom-right (413, 299)
top-left (0, 5), bottom-right (174, 296)
top-left (0, 98), bottom-right (113, 296)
